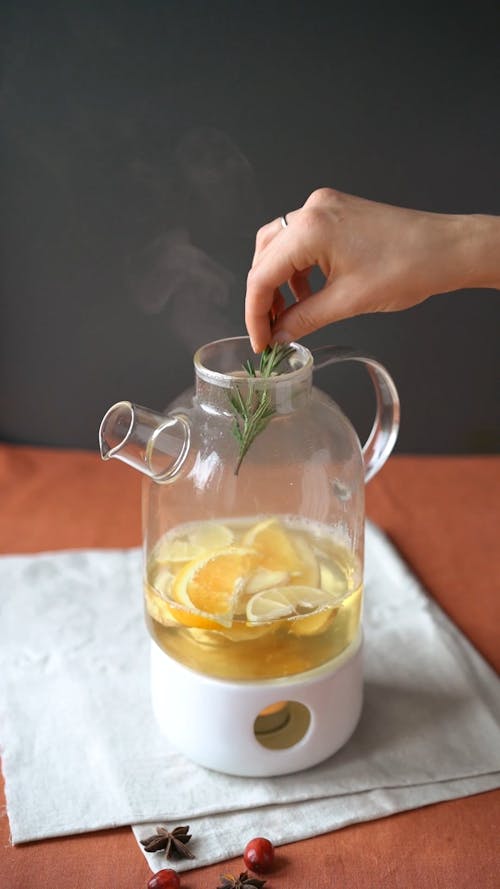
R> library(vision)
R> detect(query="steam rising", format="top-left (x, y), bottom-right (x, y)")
top-left (176, 127), bottom-right (258, 230)
top-left (2, 10), bottom-right (257, 353)
top-left (129, 228), bottom-right (233, 316)
top-left (128, 126), bottom-right (259, 351)
top-left (128, 227), bottom-right (234, 349)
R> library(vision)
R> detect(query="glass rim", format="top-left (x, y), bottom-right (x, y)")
top-left (193, 336), bottom-right (313, 387)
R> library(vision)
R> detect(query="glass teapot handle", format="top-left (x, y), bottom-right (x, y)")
top-left (312, 345), bottom-right (400, 482)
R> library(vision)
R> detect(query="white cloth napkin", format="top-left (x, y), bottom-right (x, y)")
top-left (0, 524), bottom-right (499, 871)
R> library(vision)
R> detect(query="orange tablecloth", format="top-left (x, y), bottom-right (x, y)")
top-left (1, 446), bottom-right (498, 889)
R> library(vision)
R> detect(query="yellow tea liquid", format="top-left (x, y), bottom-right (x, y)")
top-left (144, 515), bottom-right (362, 681)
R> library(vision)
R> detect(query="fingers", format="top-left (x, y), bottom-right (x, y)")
top-left (251, 211), bottom-right (299, 267)
top-left (245, 246), bottom-right (298, 352)
top-left (246, 213), bottom-right (317, 352)
top-left (269, 287), bottom-right (286, 324)
top-left (289, 268), bottom-right (313, 302)
top-left (270, 279), bottom-right (355, 343)
top-left (245, 271), bottom-right (288, 353)
top-left (246, 187), bottom-right (433, 348)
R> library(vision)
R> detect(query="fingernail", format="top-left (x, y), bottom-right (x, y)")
top-left (271, 329), bottom-right (292, 345)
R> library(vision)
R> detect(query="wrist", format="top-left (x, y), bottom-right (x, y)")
top-left (448, 213), bottom-right (500, 291)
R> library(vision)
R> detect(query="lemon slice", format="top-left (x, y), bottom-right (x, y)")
top-left (152, 565), bottom-right (175, 596)
top-left (246, 584), bottom-right (332, 622)
top-left (144, 583), bottom-right (178, 626)
top-left (245, 588), bottom-right (297, 622)
top-left (242, 517), bottom-right (318, 584)
top-left (319, 561), bottom-right (348, 596)
top-left (173, 546), bottom-right (257, 622)
top-left (243, 517), bottom-right (298, 568)
top-left (244, 568), bottom-right (290, 595)
top-left (156, 537), bottom-right (204, 564)
top-left (289, 607), bottom-right (337, 637)
top-left (146, 582), bottom-right (232, 632)
top-left (156, 523), bottom-right (234, 564)
top-left (189, 522), bottom-right (234, 551)
top-left (290, 533), bottom-right (320, 586)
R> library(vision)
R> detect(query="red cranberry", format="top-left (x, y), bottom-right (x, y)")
top-left (147, 869), bottom-right (181, 889)
top-left (243, 836), bottom-right (275, 873)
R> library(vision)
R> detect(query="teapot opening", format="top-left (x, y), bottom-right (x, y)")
top-left (194, 336), bottom-right (312, 388)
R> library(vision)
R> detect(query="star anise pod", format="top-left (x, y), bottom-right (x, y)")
top-left (140, 824), bottom-right (195, 859)
top-left (217, 872), bottom-right (267, 889)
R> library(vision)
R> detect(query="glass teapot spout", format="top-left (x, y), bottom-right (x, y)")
top-left (99, 401), bottom-right (190, 482)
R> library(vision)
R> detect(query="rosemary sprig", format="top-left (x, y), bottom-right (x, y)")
top-left (229, 343), bottom-right (295, 475)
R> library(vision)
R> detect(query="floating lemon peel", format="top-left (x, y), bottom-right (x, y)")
top-left (245, 584), bottom-right (339, 636)
top-left (242, 517), bottom-right (319, 586)
top-left (173, 546), bottom-right (257, 622)
top-left (156, 522), bottom-right (234, 564)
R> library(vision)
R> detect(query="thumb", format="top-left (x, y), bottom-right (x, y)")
top-left (271, 279), bottom-right (356, 342)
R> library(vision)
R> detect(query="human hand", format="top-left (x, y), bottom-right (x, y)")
top-left (245, 188), bottom-right (498, 352)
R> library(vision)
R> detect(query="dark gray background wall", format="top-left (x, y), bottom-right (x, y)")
top-left (1, 1), bottom-right (499, 452)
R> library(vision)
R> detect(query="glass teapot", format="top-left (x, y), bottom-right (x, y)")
top-left (99, 336), bottom-right (399, 776)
